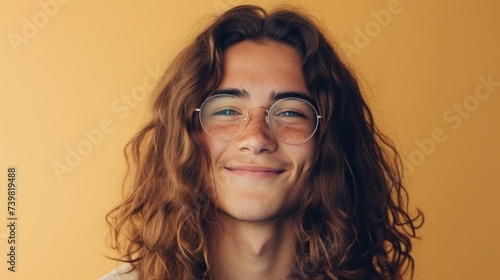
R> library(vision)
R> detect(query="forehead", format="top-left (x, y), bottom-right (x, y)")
top-left (218, 40), bottom-right (309, 101)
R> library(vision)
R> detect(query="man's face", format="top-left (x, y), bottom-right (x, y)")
top-left (201, 40), bottom-right (317, 222)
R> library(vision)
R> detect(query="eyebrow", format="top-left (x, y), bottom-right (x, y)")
top-left (272, 91), bottom-right (315, 105)
top-left (212, 88), bottom-right (249, 98)
top-left (212, 89), bottom-right (315, 105)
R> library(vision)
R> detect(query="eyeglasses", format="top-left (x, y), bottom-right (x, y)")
top-left (195, 94), bottom-right (322, 144)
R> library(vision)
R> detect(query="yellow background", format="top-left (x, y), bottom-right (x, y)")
top-left (1, 0), bottom-right (499, 279)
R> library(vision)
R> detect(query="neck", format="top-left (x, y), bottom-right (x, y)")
top-left (208, 211), bottom-right (297, 280)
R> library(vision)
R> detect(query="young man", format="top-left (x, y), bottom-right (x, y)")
top-left (103, 5), bottom-right (423, 280)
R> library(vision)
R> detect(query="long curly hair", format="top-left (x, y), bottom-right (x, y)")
top-left (106, 5), bottom-right (423, 279)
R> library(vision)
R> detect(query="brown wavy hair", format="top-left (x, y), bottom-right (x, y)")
top-left (106, 5), bottom-right (423, 279)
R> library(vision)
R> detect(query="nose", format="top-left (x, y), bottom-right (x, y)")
top-left (235, 107), bottom-right (278, 154)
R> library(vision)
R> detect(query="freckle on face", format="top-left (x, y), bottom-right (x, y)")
top-left (207, 122), bottom-right (243, 139)
top-left (272, 124), bottom-right (309, 143)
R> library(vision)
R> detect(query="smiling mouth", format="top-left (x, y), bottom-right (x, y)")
top-left (225, 166), bottom-right (285, 178)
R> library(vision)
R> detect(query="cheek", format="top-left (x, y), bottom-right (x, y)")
top-left (272, 124), bottom-right (313, 144)
top-left (202, 135), bottom-right (226, 164)
top-left (292, 142), bottom-right (317, 170)
top-left (206, 122), bottom-right (243, 140)
top-left (200, 134), bottom-right (229, 192)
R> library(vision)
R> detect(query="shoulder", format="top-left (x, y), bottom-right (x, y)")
top-left (99, 263), bottom-right (139, 280)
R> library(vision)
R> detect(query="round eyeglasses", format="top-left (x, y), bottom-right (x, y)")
top-left (195, 94), bottom-right (322, 144)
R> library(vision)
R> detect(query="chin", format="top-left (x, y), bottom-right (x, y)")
top-left (216, 200), bottom-right (299, 223)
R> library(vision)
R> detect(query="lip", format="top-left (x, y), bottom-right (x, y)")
top-left (225, 165), bottom-right (285, 179)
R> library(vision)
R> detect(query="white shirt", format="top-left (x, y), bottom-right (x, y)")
top-left (99, 264), bottom-right (139, 280)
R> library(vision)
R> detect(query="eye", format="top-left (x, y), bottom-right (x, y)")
top-left (276, 110), bottom-right (305, 118)
top-left (212, 108), bottom-right (240, 116)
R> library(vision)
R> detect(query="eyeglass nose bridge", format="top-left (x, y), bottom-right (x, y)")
top-left (243, 106), bottom-right (270, 122)
top-left (241, 106), bottom-right (271, 134)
